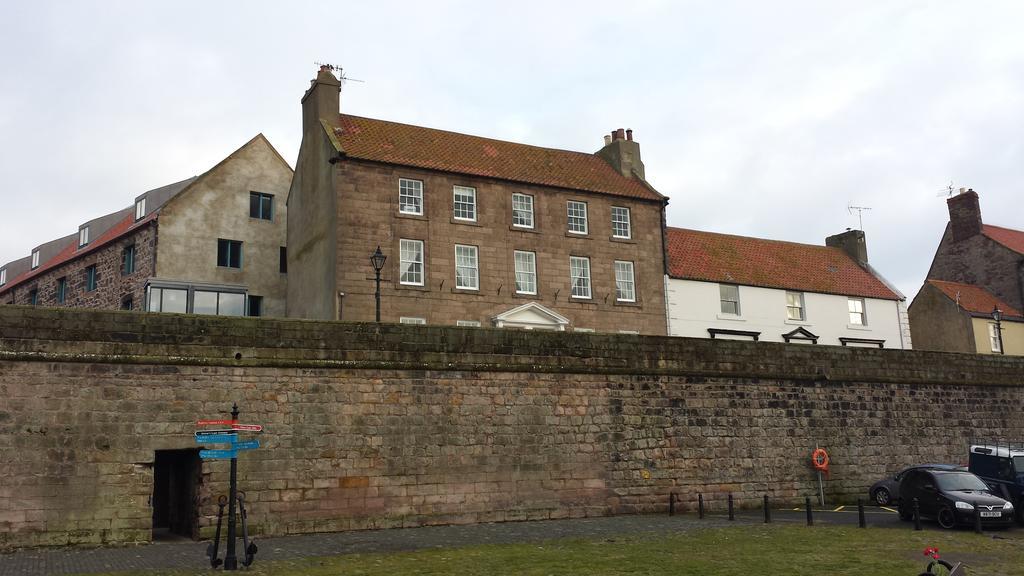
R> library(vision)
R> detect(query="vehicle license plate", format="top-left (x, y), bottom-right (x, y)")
top-left (980, 511), bottom-right (1000, 518)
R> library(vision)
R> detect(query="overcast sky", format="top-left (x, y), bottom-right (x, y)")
top-left (2, 1), bottom-right (1022, 300)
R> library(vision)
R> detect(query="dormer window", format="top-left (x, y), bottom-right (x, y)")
top-left (79, 226), bottom-right (90, 248)
top-left (135, 198), bottom-right (146, 221)
top-left (31, 250), bottom-right (40, 269)
top-left (0, 268), bottom-right (6, 286)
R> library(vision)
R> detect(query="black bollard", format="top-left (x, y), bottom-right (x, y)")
top-left (669, 492), bottom-right (676, 516)
top-left (913, 498), bottom-right (922, 531)
top-left (728, 494), bottom-right (735, 521)
top-left (858, 498), bottom-right (866, 528)
top-left (974, 505), bottom-right (982, 534)
top-left (698, 493), bottom-right (705, 519)
top-left (805, 496), bottom-right (813, 526)
top-left (763, 494), bottom-right (771, 523)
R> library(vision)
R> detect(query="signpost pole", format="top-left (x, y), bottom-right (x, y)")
top-left (224, 403), bottom-right (240, 571)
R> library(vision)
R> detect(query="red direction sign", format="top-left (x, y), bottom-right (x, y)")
top-left (197, 419), bottom-right (237, 426)
top-left (232, 424), bottom-right (263, 432)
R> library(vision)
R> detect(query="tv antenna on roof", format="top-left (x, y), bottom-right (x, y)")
top-left (847, 203), bottom-right (872, 231)
top-left (314, 62), bottom-right (364, 84)
top-left (935, 181), bottom-right (957, 197)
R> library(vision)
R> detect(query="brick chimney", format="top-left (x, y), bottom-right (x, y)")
top-left (826, 229), bottom-right (868, 265)
top-left (946, 188), bottom-right (982, 242)
top-left (596, 128), bottom-right (645, 180)
top-left (301, 66), bottom-right (341, 134)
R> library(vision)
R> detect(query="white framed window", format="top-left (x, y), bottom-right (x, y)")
top-left (135, 198), bottom-right (146, 221)
top-left (457, 320), bottom-right (481, 327)
top-left (574, 327), bottom-right (595, 333)
top-left (567, 201), bottom-right (588, 234)
top-left (614, 261), bottom-right (635, 302)
top-left (989, 323), bottom-right (1002, 353)
top-left (512, 193), bottom-right (534, 228)
top-left (514, 251), bottom-right (537, 295)
top-left (78, 226), bottom-right (90, 248)
top-left (455, 244), bottom-right (479, 290)
top-left (786, 291), bottom-right (805, 320)
top-left (31, 250), bottom-right (40, 269)
top-left (570, 256), bottom-right (591, 299)
top-left (848, 298), bottom-right (866, 325)
top-left (400, 239), bottom-right (424, 285)
top-left (720, 284), bottom-right (740, 315)
top-left (611, 206), bottom-right (631, 239)
top-left (0, 268), bottom-right (5, 286)
top-left (399, 178), bottom-right (423, 215)
top-left (400, 317), bottom-right (426, 325)
top-left (453, 186), bottom-right (477, 221)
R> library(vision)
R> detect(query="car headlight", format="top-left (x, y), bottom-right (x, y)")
top-left (955, 501), bottom-right (974, 510)
top-left (1004, 502), bottom-right (1014, 510)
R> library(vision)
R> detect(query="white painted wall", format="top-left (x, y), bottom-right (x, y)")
top-left (666, 277), bottom-right (908, 348)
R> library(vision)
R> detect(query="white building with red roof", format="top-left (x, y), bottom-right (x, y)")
top-left (665, 227), bottom-right (911, 348)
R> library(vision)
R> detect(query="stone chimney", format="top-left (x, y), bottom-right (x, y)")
top-left (826, 229), bottom-right (868, 265)
top-left (946, 188), bottom-right (982, 242)
top-left (302, 66), bottom-right (341, 134)
top-left (596, 127), bottom-right (645, 180)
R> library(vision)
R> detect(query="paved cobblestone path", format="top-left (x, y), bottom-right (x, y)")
top-left (0, 509), bottom-right (902, 575)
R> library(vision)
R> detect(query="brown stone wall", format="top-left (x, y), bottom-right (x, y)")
top-left (2, 306), bottom-right (1024, 549)
top-left (928, 224), bottom-right (1024, 312)
top-left (908, 283), bottom-right (976, 353)
top-left (333, 159), bottom-right (668, 334)
top-left (2, 224), bottom-right (155, 311)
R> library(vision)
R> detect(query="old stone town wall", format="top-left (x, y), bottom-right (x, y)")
top-left (1, 305), bottom-right (1023, 549)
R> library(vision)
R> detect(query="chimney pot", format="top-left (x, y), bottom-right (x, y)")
top-left (614, 128), bottom-right (625, 141)
top-left (626, 129), bottom-right (633, 141)
top-left (603, 135), bottom-right (612, 146)
top-left (959, 187), bottom-right (967, 194)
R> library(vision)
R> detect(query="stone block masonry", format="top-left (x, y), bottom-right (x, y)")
top-left (1, 306), bottom-right (1023, 549)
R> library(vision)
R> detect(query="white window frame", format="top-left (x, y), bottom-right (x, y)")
top-left (399, 239), bottom-right (424, 286)
top-left (848, 298), bottom-right (866, 325)
top-left (614, 260), bottom-right (636, 302)
top-left (569, 256), bottom-right (591, 299)
top-left (457, 320), bottom-right (481, 327)
top-left (453, 186), bottom-right (477, 221)
top-left (0, 268), bottom-right (5, 285)
top-left (514, 250), bottom-right (537, 295)
top-left (611, 206), bottom-right (631, 239)
top-left (567, 201), bottom-right (588, 234)
top-left (79, 226), bottom-right (89, 248)
top-left (31, 250), bottom-right (40, 269)
top-left (512, 193), bottom-right (534, 228)
top-left (400, 317), bottom-right (426, 325)
top-left (455, 244), bottom-right (479, 290)
top-left (989, 323), bottom-right (1002, 353)
top-left (135, 198), bottom-right (146, 221)
top-left (399, 178), bottom-right (424, 215)
top-left (786, 291), bottom-right (805, 321)
top-left (720, 284), bottom-right (740, 315)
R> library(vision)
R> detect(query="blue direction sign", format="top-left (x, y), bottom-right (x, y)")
top-left (195, 433), bottom-right (238, 445)
top-left (234, 440), bottom-right (260, 451)
top-left (200, 449), bottom-right (238, 459)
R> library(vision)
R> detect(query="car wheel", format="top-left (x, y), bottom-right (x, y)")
top-left (937, 506), bottom-right (957, 529)
top-left (873, 487), bottom-right (891, 506)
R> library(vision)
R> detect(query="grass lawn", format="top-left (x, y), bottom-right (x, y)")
top-left (82, 524), bottom-right (1024, 576)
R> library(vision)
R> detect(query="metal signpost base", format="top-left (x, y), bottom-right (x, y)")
top-left (224, 403), bottom-right (240, 570)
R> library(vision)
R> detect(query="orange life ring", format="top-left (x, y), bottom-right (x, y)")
top-left (811, 448), bottom-right (830, 472)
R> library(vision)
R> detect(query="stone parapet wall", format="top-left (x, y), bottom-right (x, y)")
top-left (1, 306), bottom-right (1023, 549)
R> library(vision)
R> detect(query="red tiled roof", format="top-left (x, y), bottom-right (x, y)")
top-left (666, 227), bottom-right (900, 300)
top-left (983, 224), bottom-right (1024, 255)
top-left (927, 279), bottom-right (1022, 318)
top-left (0, 213), bottom-right (156, 294)
top-left (327, 115), bottom-right (664, 202)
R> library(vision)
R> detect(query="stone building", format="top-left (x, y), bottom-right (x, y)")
top-left (909, 189), bottom-right (1024, 354)
top-left (665, 227), bottom-right (912, 348)
top-left (287, 67), bottom-right (669, 333)
top-left (0, 134), bottom-right (293, 317)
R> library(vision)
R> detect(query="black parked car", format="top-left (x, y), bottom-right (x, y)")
top-left (868, 464), bottom-right (965, 505)
top-left (898, 468), bottom-right (1015, 529)
top-left (969, 444), bottom-right (1024, 524)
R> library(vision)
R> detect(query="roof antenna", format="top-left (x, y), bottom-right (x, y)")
top-left (935, 180), bottom-right (957, 198)
top-left (314, 62), bottom-right (364, 84)
top-left (847, 203), bottom-right (872, 231)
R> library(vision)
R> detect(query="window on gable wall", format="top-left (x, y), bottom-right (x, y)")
top-left (720, 284), bottom-right (740, 315)
top-left (217, 239), bottom-right (242, 269)
top-left (848, 298), bottom-right (866, 325)
top-left (249, 192), bottom-right (274, 220)
top-left (786, 291), bottom-right (805, 320)
top-left (399, 179), bottom-right (423, 215)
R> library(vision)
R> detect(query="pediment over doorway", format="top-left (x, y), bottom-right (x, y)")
top-left (492, 302), bottom-right (570, 331)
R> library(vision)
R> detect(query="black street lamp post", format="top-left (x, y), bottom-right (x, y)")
top-left (370, 246), bottom-right (387, 323)
top-left (992, 306), bottom-right (1005, 355)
